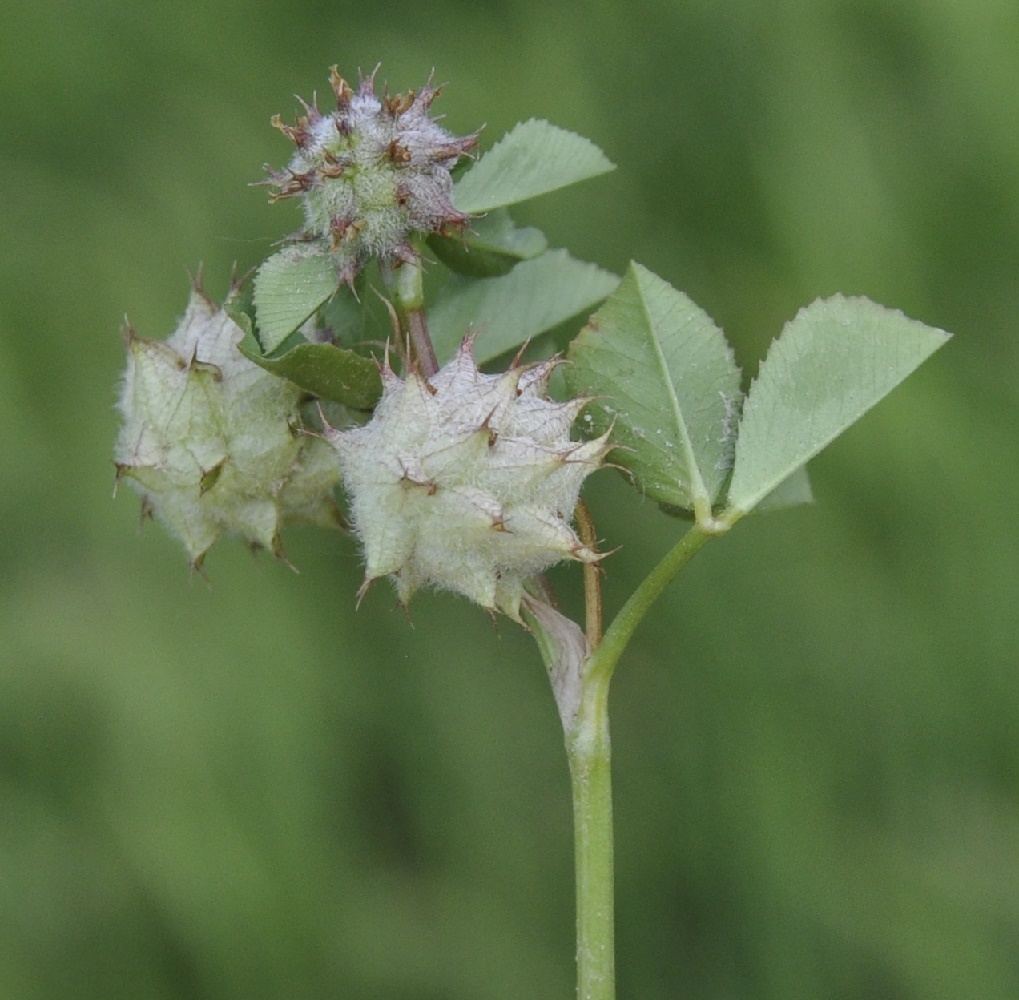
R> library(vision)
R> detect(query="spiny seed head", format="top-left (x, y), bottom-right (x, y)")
top-left (114, 284), bottom-right (342, 569)
top-left (325, 336), bottom-right (611, 620)
top-left (265, 66), bottom-right (478, 287)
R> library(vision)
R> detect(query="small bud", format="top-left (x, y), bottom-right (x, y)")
top-left (326, 338), bottom-right (611, 620)
top-left (114, 285), bottom-right (342, 568)
top-left (265, 67), bottom-right (478, 286)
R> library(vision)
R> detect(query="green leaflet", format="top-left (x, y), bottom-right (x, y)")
top-left (240, 341), bottom-right (381, 411)
top-left (452, 119), bottom-right (615, 214)
top-left (566, 263), bottom-right (741, 514)
top-left (726, 295), bottom-right (950, 516)
top-left (253, 246), bottom-right (339, 352)
top-left (428, 208), bottom-right (547, 278)
top-left (428, 250), bottom-right (619, 365)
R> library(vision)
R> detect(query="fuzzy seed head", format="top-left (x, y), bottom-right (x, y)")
top-left (326, 337), bottom-right (611, 619)
top-left (115, 287), bottom-right (342, 568)
top-left (266, 67), bottom-right (478, 286)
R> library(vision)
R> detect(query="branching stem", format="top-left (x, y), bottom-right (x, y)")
top-left (592, 523), bottom-right (714, 683)
top-left (566, 522), bottom-right (716, 999)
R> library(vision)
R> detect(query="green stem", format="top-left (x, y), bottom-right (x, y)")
top-left (382, 255), bottom-right (438, 376)
top-left (592, 523), bottom-right (715, 683)
top-left (567, 665), bottom-right (615, 1000)
top-left (564, 523), bottom-right (716, 998)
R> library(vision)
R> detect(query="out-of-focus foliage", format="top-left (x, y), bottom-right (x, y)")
top-left (2, 1), bottom-right (1017, 997)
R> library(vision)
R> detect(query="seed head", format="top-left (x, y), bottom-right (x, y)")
top-left (326, 337), bottom-right (611, 619)
top-left (265, 66), bottom-right (478, 286)
top-left (114, 284), bottom-right (342, 568)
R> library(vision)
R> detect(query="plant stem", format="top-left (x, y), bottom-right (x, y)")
top-left (574, 499), bottom-right (603, 650)
top-left (383, 255), bottom-right (438, 376)
top-left (567, 658), bottom-right (615, 1000)
top-left (564, 523), bottom-right (716, 999)
top-left (593, 523), bottom-right (715, 683)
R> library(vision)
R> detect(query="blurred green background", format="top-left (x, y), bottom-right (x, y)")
top-left (2, 1), bottom-right (1018, 997)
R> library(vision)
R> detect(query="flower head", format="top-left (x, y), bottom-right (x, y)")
top-left (326, 337), bottom-right (611, 620)
top-left (114, 282), bottom-right (342, 568)
top-left (265, 66), bottom-right (478, 287)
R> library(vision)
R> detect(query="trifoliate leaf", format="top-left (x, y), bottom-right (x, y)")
top-left (452, 120), bottom-right (615, 214)
top-left (726, 295), bottom-right (950, 516)
top-left (253, 246), bottom-right (339, 352)
top-left (241, 341), bottom-right (382, 410)
top-left (566, 263), bottom-right (742, 514)
top-left (428, 208), bottom-right (548, 277)
top-left (428, 250), bottom-right (619, 365)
